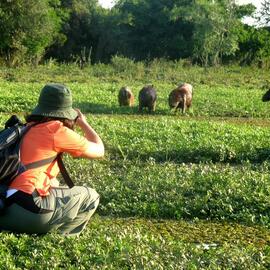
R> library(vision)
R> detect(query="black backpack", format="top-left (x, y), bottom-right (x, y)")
top-left (0, 115), bottom-right (74, 212)
top-left (0, 116), bottom-right (30, 186)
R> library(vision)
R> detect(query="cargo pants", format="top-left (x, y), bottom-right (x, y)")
top-left (0, 186), bottom-right (99, 236)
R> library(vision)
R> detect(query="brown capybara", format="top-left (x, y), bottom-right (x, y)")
top-left (118, 86), bottom-right (134, 107)
top-left (262, 89), bottom-right (270, 102)
top-left (168, 83), bottom-right (193, 113)
top-left (138, 85), bottom-right (157, 112)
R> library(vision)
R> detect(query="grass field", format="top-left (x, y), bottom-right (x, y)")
top-left (0, 62), bottom-right (270, 269)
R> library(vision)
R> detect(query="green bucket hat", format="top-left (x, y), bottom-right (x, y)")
top-left (31, 83), bottom-right (78, 120)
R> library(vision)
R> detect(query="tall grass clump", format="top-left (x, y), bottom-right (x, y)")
top-left (0, 57), bottom-right (269, 88)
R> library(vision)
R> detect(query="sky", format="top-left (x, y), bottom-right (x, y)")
top-left (237, 0), bottom-right (262, 8)
top-left (98, 0), bottom-right (115, 9)
top-left (237, 0), bottom-right (263, 25)
top-left (98, 0), bottom-right (263, 25)
top-left (98, 0), bottom-right (263, 9)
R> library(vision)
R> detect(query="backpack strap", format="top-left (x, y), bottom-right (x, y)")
top-left (24, 155), bottom-right (58, 170)
top-left (24, 154), bottom-right (75, 188)
top-left (57, 154), bottom-right (75, 188)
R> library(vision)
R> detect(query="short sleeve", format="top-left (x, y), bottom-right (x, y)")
top-left (53, 126), bottom-right (89, 157)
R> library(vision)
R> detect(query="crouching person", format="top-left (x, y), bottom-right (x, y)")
top-left (0, 83), bottom-right (104, 236)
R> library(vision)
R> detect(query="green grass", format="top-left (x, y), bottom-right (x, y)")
top-left (0, 62), bottom-right (270, 268)
top-left (63, 116), bottom-right (270, 227)
top-left (0, 216), bottom-right (270, 270)
top-left (1, 81), bottom-right (270, 118)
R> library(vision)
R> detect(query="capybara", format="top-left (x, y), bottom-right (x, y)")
top-left (168, 83), bottom-right (193, 113)
top-left (118, 86), bottom-right (134, 107)
top-left (138, 85), bottom-right (157, 112)
top-left (262, 89), bottom-right (270, 102)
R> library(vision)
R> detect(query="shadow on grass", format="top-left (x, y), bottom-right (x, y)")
top-left (108, 146), bottom-right (270, 165)
top-left (74, 102), bottom-right (170, 115)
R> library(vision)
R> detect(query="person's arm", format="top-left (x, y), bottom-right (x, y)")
top-left (75, 109), bottom-right (104, 159)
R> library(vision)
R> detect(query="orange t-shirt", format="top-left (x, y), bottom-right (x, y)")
top-left (10, 121), bottom-right (89, 196)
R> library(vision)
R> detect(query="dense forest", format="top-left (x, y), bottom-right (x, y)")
top-left (0, 0), bottom-right (269, 67)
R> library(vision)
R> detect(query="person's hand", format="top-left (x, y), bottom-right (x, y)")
top-left (73, 108), bottom-right (104, 159)
top-left (74, 108), bottom-right (88, 128)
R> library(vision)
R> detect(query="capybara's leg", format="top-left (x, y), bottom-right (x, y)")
top-left (152, 101), bottom-right (156, 112)
top-left (182, 104), bottom-right (186, 113)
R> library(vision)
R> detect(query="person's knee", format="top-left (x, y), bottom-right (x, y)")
top-left (80, 187), bottom-right (100, 212)
top-left (92, 189), bottom-right (100, 203)
top-left (88, 188), bottom-right (100, 209)
top-left (93, 196), bottom-right (100, 210)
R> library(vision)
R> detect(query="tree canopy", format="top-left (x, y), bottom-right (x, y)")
top-left (0, 0), bottom-right (268, 67)
top-left (0, 0), bottom-right (65, 66)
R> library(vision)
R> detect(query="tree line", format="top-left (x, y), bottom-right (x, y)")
top-left (0, 0), bottom-right (269, 67)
